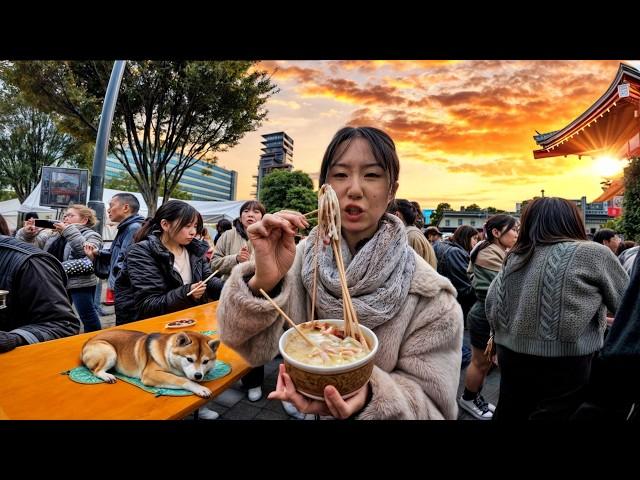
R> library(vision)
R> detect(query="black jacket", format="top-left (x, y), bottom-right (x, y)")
top-left (433, 239), bottom-right (476, 318)
top-left (114, 234), bottom-right (223, 325)
top-left (95, 214), bottom-right (145, 289)
top-left (0, 235), bottom-right (80, 353)
top-left (570, 253), bottom-right (640, 421)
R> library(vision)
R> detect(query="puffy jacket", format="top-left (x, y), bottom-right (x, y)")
top-left (0, 236), bottom-right (80, 352)
top-left (434, 239), bottom-right (476, 318)
top-left (114, 234), bottom-right (224, 324)
top-left (17, 224), bottom-right (103, 290)
top-left (94, 214), bottom-right (144, 289)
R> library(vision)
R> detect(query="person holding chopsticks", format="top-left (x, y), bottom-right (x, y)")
top-left (218, 126), bottom-right (463, 420)
top-left (114, 200), bottom-right (223, 325)
top-left (211, 200), bottom-right (267, 402)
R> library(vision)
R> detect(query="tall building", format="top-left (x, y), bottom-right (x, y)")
top-left (252, 132), bottom-right (294, 198)
top-left (105, 151), bottom-right (237, 201)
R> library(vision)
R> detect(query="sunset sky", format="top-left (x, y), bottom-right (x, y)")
top-left (215, 60), bottom-right (640, 211)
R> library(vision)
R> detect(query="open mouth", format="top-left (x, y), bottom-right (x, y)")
top-left (344, 206), bottom-right (364, 219)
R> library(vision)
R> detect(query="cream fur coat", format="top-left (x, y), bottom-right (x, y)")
top-left (218, 240), bottom-right (463, 420)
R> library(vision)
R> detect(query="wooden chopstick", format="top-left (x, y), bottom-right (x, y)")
top-left (259, 288), bottom-right (320, 349)
top-left (187, 270), bottom-right (219, 296)
top-left (303, 209), bottom-right (318, 218)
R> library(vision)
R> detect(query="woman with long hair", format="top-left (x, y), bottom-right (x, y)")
top-left (217, 126), bottom-right (462, 420)
top-left (114, 200), bottom-right (223, 325)
top-left (458, 214), bottom-right (517, 420)
top-left (486, 197), bottom-right (628, 420)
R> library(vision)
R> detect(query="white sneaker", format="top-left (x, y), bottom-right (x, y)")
top-left (458, 395), bottom-right (494, 420)
top-left (197, 406), bottom-right (220, 420)
top-left (478, 394), bottom-right (496, 412)
top-left (282, 401), bottom-right (306, 420)
top-left (247, 386), bottom-right (263, 402)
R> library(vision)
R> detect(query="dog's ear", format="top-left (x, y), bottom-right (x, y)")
top-left (176, 332), bottom-right (192, 347)
top-left (208, 339), bottom-right (220, 354)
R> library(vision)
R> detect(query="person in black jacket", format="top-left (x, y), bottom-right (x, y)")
top-left (433, 225), bottom-right (479, 371)
top-left (0, 232), bottom-right (81, 353)
top-left (114, 200), bottom-right (224, 325)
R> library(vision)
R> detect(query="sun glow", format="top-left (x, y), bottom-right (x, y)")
top-left (592, 156), bottom-right (627, 177)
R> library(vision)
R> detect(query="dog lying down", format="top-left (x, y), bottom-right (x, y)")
top-left (81, 329), bottom-right (220, 398)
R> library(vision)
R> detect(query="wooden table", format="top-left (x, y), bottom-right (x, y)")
top-left (0, 302), bottom-right (251, 419)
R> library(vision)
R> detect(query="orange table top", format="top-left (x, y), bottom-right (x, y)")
top-left (0, 302), bottom-right (251, 420)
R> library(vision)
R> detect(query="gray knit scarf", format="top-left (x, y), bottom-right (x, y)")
top-left (301, 213), bottom-right (416, 330)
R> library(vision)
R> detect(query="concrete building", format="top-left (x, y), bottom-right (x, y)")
top-left (252, 132), bottom-right (294, 198)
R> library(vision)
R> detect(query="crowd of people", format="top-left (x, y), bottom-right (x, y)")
top-left (1, 125), bottom-right (639, 421)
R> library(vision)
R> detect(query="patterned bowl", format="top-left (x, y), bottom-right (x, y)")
top-left (278, 319), bottom-right (378, 400)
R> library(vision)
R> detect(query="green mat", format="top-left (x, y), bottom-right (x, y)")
top-left (63, 360), bottom-right (231, 397)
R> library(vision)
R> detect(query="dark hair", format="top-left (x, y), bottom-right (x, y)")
top-left (0, 214), bottom-right (10, 235)
top-left (235, 200), bottom-right (266, 240)
top-left (425, 226), bottom-right (442, 237)
top-left (25, 212), bottom-right (39, 221)
top-left (240, 200), bottom-right (266, 218)
top-left (411, 201), bottom-right (425, 228)
top-left (319, 126), bottom-right (399, 190)
top-left (451, 225), bottom-right (479, 253)
top-left (387, 198), bottom-right (417, 226)
top-left (593, 228), bottom-right (617, 245)
top-left (617, 240), bottom-right (636, 256)
top-left (113, 193), bottom-right (140, 214)
top-left (216, 219), bottom-right (232, 232)
top-left (134, 200), bottom-right (202, 243)
top-left (505, 197), bottom-right (587, 273)
top-left (470, 214), bottom-right (517, 263)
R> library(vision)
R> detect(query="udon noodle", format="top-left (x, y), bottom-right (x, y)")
top-left (285, 321), bottom-right (368, 366)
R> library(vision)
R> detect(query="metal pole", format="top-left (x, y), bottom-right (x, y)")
top-left (88, 60), bottom-right (126, 234)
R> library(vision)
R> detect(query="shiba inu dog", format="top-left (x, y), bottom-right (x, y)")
top-left (81, 329), bottom-right (220, 398)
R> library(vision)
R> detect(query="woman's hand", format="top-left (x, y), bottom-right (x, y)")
top-left (247, 211), bottom-right (308, 293)
top-left (188, 281), bottom-right (207, 300)
top-left (267, 364), bottom-right (369, 419)
top-left (54, 222), bottom-right (70, 234)
top-left (236, 245), bottom-right (250, 263)
top-left (83, 243), bottom-right (98, 260)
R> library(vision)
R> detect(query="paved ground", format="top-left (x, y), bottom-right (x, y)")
top-left (95, 283), bottom-right (499, 421)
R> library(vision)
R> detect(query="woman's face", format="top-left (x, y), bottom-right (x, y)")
top-left (470, 235), bottom-right (479, 250)
top-left (63, 208), bottom-right (87, 226)
top-left (495, 223), bottom-right (518, 250)
top-left (326, 137), bottom-right (397, 248)
top-left (241, 207), bottom-right (263, 229)
top-left (162, 218), bottom-right (198, 246)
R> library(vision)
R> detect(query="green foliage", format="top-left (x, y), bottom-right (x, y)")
top-left (0, 84), bottom-right (90, 202)
top-left (1, 61), bottom-right (278, 215)
top-left (486, 206), bottom-right (506, 214)
top-left (603, 216), bottom-right (625, 233)
top-left (465, 203), bottom-right (481, 211)
top-left (0, 189), bottom-right (18, 201)
top-left (430, 202), bottom-right (451, 226)
top-left (260, 170), bottom-right (315, 213)
top-left (623, 157), bottom-right (640, 241)
top-left (259, 170), bottom-right (317, 228)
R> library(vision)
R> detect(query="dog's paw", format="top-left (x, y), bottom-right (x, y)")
top-left (96, 372), bottom-right (117, 384)
top-left (193, 385), bottom-right (212, 398)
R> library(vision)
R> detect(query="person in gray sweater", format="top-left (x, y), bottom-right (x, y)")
top-left (486, 197), bottom-right (629, 421)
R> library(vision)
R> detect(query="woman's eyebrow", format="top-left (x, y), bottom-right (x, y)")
top-left (332, 162), bottom-right (381, 169)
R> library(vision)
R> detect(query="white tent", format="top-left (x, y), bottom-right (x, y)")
top-left (18, 181), bottom-right (246, 239)
top-left (0, 197), bottom-right (58, 231)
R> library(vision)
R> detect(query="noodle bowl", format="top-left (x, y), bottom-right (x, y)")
top-left (279, 319), bottom-right (378, 400)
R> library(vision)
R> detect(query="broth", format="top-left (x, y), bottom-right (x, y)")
top-left (285, 321), bottom-right (368, 367)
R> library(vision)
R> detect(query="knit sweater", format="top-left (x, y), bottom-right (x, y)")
top-left (485, 241), bottom-right (629, 357)
top-left (218, 241), bottom-right (463, 420)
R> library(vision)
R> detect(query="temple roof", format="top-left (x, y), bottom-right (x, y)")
top-left (533, 63), bottom-right (640, 159)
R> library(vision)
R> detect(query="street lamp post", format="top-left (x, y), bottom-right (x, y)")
top-left (88, 60), bottom-right (126, 234)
